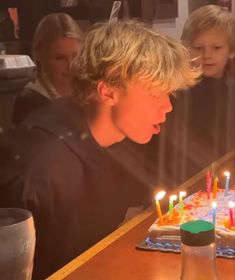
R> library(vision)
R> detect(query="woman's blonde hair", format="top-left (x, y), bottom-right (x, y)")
top-left (72, 19), bottom-right (201, 105)
top-left (33, 13), bottom-right (82, 64)
top-left (181, 5), bottom-right (235, 53)
top-left (32, 13), bottom-right (82, 96)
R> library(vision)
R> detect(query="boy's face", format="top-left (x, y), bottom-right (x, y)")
top-left (190, 27), bottom-right (232, 78)
top-left (111, 80), bottom-right (172, 144)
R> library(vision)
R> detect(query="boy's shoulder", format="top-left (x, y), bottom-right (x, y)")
top-left (0, 97), bottom-right (102, 171)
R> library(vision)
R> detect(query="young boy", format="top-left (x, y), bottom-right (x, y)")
top-left (158, 5), bottom-right (235, 186)
top-left (181, 4), bottom-right (235, 79)
top-left (0, 20), bottom-right (199, 279)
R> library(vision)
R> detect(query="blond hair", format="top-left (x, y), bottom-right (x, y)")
top-left (71, 20), bottom-right (201, 105)
top-left (33, 13), bottom-right (82, 63)
top-left (32, 13), bottom-right (82, 97)
top-left (181, 5), bottom-right (235, 53)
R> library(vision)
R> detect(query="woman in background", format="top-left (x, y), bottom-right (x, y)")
top-left (12, 12), bottom-right (82, 124)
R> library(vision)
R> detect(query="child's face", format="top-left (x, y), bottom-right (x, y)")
top-left (111, 80), bottom-right (172, 144)
top-left (190, 27), bottom-right (232, 78)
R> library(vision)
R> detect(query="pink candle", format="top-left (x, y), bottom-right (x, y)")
top-left (206, 171), bottom-right (212, 200)
top-left (228, 201), bottom-right (235, 227)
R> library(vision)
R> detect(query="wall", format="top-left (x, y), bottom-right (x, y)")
top-left (153, 0), bottom-right (188, 39)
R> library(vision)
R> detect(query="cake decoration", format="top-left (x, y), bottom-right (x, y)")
top-left (141, 187), bottom-right (235, 258)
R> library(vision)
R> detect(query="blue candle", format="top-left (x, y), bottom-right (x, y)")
top-left (224, 171), bottom-right (230, 196)
top-left (211, 201), bottom-right (217, 225)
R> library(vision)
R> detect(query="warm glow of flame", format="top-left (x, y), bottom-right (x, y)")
top-left (224, 171), bottom-right (230, 177)
top-left (211, 201), bottom-right (217, 209)
top-left (179, 191), bottom-right (186, 197)
top-left (155, 191), bottom-right (166, 201)
top-left (170, 195), bottom-right (177, 201)
top-left (228, 201), bottom-right (235, 208)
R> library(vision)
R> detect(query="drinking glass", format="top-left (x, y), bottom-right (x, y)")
top-left (0, 208), bottom-right (36, 280)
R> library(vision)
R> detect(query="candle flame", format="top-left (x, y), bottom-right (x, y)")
top-left (155, 191), bottom-right (166, 201)
top-left (170, 195), bottom-right (177, 201)
top-left (179, 191), bottom-right (186, 197)
top-left (224, 171), bottom-right (230, 177)
top-left (228, 201), bottom-right (235, 208)
top-left (211, 201), bottom-right (217, 208)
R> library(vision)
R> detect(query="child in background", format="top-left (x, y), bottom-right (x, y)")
top-left (12, 13), bottom-right (82, 124)
top-left (181, 4), bottom-right (234, 79)
top-left (157, 5), bottom-right (235, 186)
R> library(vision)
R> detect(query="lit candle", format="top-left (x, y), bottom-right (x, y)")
top-left (228, 201), bottom-right (234, 227)
top-left (155, 191), bottom-right (166, 223)
top-left (211, 201), bottom-right (217, 225)
top-left (206, 171), bottom-right (212, 200)
top-left (169, 195), bottom-right (177, 220)
top-left (179, 191), bottom-right (186, 218)
top-left (212, 177), bottom-right (219, 199)
top-left (224, 171), bottom-right (230, 196)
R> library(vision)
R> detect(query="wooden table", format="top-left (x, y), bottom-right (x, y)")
top-left (47, 151), bottom-right (235, 280)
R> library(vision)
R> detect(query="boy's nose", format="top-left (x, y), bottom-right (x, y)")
top-left (165, 97), bottom-right (173, 113)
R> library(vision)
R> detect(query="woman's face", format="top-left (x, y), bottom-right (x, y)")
top-left (43, 37), bottom-right (81, 92)
top-left (190, 27), bottom-right (232, 79)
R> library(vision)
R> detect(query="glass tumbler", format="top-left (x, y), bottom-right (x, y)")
top-left (0, 208), bottom-right (36, 280)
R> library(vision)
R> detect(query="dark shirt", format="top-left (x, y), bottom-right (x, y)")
top-left (12, 90), bottom-right (48, 125)
top-left (150, 75), bottom-right (235, 187)
top-left (0, 97), bottom-right (151, 279)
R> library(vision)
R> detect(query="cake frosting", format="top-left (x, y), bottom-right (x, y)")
top-left (148, 189), bottom-right (235, 257)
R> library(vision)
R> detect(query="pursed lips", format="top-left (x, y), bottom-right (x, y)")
top-left (153, 124), bottom-right (160, 134)
top-left (153, 117), bottom-right (166, 133)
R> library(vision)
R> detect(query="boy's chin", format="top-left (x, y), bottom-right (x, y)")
top-left (130, 135), bottom-right (154, 145)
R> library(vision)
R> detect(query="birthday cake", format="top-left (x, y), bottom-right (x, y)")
top-left (147, 189), bottom-right (235, 257)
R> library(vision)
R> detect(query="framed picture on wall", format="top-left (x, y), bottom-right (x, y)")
top-left (188, 0), bottom-right (216, 13)
top-left (60, 0), bottom-right (78, 7)
top-left (188, 0), bottom-right (233, 13)
top-left (127, 0), bottom-right (178, 22)
top-left (217, 0), bottom-right (232, 11)
top-left (154, 0), bottom-right (178, 19)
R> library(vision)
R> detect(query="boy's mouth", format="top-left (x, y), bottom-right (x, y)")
top-left (153, 124), bottom-right (160, 134)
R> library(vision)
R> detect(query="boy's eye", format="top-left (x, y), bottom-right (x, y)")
top-left (192, 46), bottom-right (202, 51)
top-left (54, 55), bottom-right (66, 60)
top-left (214, 46), bottom-right (222, 50)
top-left (55, 56), bottom-right (64, 59)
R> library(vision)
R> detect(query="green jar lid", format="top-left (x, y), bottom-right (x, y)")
top-left (180, 220), bottom-right (215, 246)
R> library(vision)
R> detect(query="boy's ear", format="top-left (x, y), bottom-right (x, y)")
top-left (97, 80), bottom-right (119, 106)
